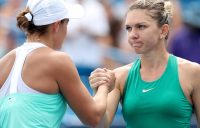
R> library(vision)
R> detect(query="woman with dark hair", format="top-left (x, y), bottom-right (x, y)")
top-left (0, 0), bottom-right (115, 127)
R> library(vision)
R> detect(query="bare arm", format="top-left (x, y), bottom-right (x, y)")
top-left (53, 52), bottom-right (114, 127)
top-left (89, 66), bottom-right (131, 127)
top-left (99, 88), bottom-right (121, 128)
top-left (191, 63), bottom-right (200, 126)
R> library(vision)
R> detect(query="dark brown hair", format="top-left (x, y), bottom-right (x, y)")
top-left (16, 8), bottom-right (49, 36)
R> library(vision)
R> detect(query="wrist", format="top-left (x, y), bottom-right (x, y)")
top-left (98, 85), bottom-right (109, 94)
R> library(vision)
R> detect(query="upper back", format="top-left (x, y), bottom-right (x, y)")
top-left (0, 43), bottom-right (60, 94)
top-left (0, 43), bottom-right (67, 127)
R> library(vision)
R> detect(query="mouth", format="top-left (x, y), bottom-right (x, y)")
top-left (129, 41), bottom-right (143, 48)
top-left (133, 43), bottom-right (142, 47)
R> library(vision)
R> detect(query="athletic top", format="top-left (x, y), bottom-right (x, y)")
top-left (122, 54), bottom-right (193, 128)
top-left (0, 43), bottom-right (67, 128)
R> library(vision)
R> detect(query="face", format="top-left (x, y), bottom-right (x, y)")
top-left (9, 0), bottom-right (23, 8)
top-left (125, 9), bottom-right (163, 54)
top-left (54, 19), bottom-right (69, 49)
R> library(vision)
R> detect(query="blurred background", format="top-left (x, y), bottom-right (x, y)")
top-left (0, 0), bottom-right (199, 127)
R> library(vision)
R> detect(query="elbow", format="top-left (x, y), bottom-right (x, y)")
top-left (86, 117), bottom-right (101, 127)
top-left (79, 100), bottom-right (107, 127)
top-left (81, 109), bottom-right (103, 127)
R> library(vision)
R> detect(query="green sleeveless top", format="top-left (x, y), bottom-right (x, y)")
top-left (0, 93), bottom-right (66, 128)
top-left (122, 54), bottom-right (193, 128)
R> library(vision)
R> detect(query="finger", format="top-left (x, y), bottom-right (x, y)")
top-left (103, 68), bottom-right (108, 72)
top-left (89, 72), bottom-right (111, 81)
top-left (91, 73), bottom-right (112, 83)
top-left (105, 70), bottom-right (116, 80)
top-left (89, 76), bottom-right (109, 86)
top-left (92, 80), bottom-right (107, 88)
top-left (90, 68), bottom-right (106, 75)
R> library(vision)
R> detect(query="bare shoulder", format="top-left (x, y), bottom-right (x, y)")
top-left (0, 49), bottom-right (16, 87)
top-left (177, 57), bottom-right (200, 88)
top-left (28, 48), bottom-right (75, 77)
top-left (48, 50), bottom-right (72, 64)
top-left (0, 49), bottom-right (16, 63)
top-left (44, 50), bottom-right (74, 72)
top-left (177, 57), bottom-right (200, 75)
top-left (113, 63), bottom-right (133, 78)
top-left (37, 49), bottom-right (79, 86)
top-left (113, 63), bottom-right (133, 94)
top-left (0, 49), bottom-right (16, 73)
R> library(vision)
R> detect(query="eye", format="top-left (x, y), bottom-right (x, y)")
top-left (136, 24), bottom-right (146, 30)
top-left (125, 25), bottom-right (132, 32)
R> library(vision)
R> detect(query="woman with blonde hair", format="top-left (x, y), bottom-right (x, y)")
top-left (89, 0), bottom-right (200, 127)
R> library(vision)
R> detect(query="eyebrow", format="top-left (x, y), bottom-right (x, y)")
top-left (125, 22), bottom-right (147, 26)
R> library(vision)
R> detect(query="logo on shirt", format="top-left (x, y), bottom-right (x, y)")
top-left (142, 88), bottom-right (155, 93)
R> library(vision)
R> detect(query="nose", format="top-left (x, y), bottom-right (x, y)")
top-left (129, 29), bottom-right (139, 39)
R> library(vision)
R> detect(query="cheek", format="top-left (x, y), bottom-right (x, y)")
top-left (59, 27), bottom-right (67, 40)
top-left (64, 31), bottom-right (67, 39)
top-left (62, 27), bottom-right (67, 39)
top-left (144, 36), bottom-right (160, 50)
top-left (127, 33), bottom-right (134, 42)
top-left (144, 29), bottom-right (160, 41)
top-left (55, 35), bottom-right (65, 49)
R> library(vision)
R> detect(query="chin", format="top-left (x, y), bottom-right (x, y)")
top-left (134, 48), bottom-right (142, 54)
top-left (135, 49), bottom-right (148, 55)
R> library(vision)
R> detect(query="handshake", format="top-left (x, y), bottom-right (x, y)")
top-left (89, 68), bottom-right (116, 93)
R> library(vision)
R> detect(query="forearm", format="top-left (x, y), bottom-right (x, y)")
top-left (95, 112), bottom-right (110, 128)
top-left (93, 85), bottom-right (109, 117)
top-left (73, 85), bottom-right (109, 127)
top-left (93, 86), bottom-right (113, 128)
top-left (96, 88), bottom-right (121, 127)
top-left (88, 68), bottom-right (116, 126)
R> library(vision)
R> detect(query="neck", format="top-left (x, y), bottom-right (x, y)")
top-left (140, 46), bottom-right (169, 70)
top-left (26, 35), bottom-right (53, 48)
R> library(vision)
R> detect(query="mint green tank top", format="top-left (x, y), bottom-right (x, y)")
top-left (0, 93), bottom-right (66, 128)
top-left (122, 54), bottom-right (193, 128)
top-left (0, 43), bottom-right (67, 128)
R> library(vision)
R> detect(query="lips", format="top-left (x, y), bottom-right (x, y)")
top-left (133, 43), bottom-right (142, 47)
top-left (129, 41), bottom-right (143, 48)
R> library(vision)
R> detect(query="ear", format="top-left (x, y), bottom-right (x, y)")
top-left (160, 24), bottom-right (169, 39)
top-left (52, 21), bottom-right (60, 33)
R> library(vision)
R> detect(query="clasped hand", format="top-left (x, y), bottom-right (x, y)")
top-left (89, 68), bottom-right (116, 93)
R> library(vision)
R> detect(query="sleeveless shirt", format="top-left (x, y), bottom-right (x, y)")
top-left (0, 43), bottom-right (66, 128)
top-left (122, 54), bottom-right (192, 128)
